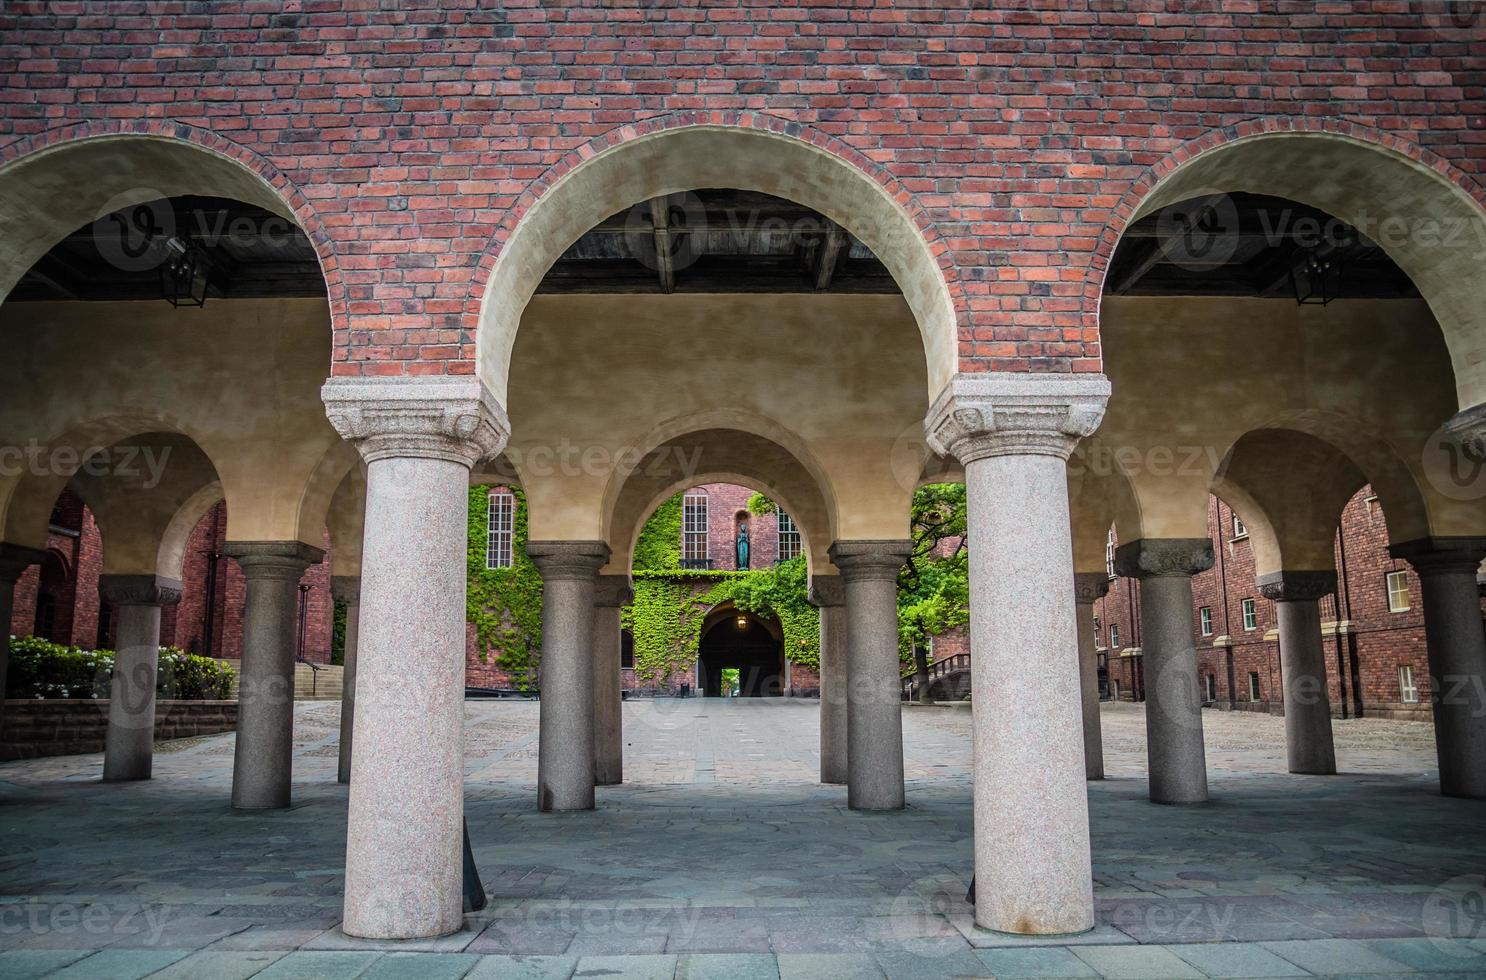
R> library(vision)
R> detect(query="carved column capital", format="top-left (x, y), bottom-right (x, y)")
top-left (828, 540), bottom-right (913, 583)
top-left (808, 575), bottom-right (847, 608)
top-left (322, 376), bottom-right (510, 467)
top-left (527, 540), bottom-right (610, 581)
top-left (1444, 403), bottom-right (1486, 462)
top-left (1073, 572), bottom-right (1111, 603)
top-left (1390, 536), bottom-right (1486, 578)
top-left (331, 575), bottom-right (362, 606)
top-left (98, 573), bottom-right (183, 607)
top-left (0, 543), bottom-right (46, 584)
top-left (224, 541), bottom-right (325, 581)
top-left (1113, 538), bottom-right (1214, 580)
top-left (924, 373), bottom-right (1110, 464)
top-left (1256, 570), bottom-right (1336, 603)
top-left (593, 574), bottom-right (634, 608)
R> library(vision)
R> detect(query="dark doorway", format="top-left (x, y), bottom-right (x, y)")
top-left (698, 611), bottom-right (784, 697)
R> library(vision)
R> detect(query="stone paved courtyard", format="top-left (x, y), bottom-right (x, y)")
top-left (1, 700), bottom-right (1485, 978)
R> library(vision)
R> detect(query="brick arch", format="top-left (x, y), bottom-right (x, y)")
top-left (1085, 118), bottom-right (1486, 409)
top-left (468, 112), bottom-right (967, 403)
top-left (0, 119), bottom-right (345, 340)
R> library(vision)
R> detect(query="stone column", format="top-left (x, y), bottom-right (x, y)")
top-left (1392, 537), bottom-right (1486, 799)
top-left (324, 376), bottom-right (508, 939)
top-left (809, 576), bottom-right (848, 785)
top-left (1114, 539), bottom-right (1214, 804)
top-left (333, 576), bottom-right (361, 785)
top-left (1074, 573), bottom-right (1109, 780)
top-left (224, 541), bottom-right (322, 809)
top-left (927, 373), bottom-right (1109, 935)
top-left (828, 540), bottom-right (912, 811)
top-left (530, 540), bottom-right (610, 812)
top-left (592, 574), bottom-right (631, 787)
top-left (0, 545), bottom-right (44, 727)
top-left (98, 575), bottom-right (181, 781)
top-left (1257, 570), bottom-right (1338, 775)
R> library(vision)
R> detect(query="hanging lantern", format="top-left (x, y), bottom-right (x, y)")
top-left (160, 235), bottom-right (211, 307)
top-left (1291, 246), bottom-right (1340, 306)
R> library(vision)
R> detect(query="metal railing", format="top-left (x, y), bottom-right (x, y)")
top-left (901, 653), bottom-right (971, 699)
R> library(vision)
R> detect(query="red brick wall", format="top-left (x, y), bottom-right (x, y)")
top-left (695, 482), bottom-right (783, 570)
top-left (4, 3), bottom-right (1482, 377)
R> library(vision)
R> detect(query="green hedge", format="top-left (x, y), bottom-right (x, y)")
top-left (6, 635), bottom-right (235, 701)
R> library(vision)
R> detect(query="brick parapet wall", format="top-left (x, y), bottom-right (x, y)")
top-left (0, 699), bottom-right (239, 762)
top-left (3, 3), bottom-right (1483, 374)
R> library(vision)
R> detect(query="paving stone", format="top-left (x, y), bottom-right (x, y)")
top-left (873, 942), bottom-right (988, 980)
top-left (41, 947), bottom-right (193, 979)
top-left (676, 952), bottom-right (780, 980)
top-left (973, 946), bottom-right (1100, 978)
top-left (251, 950), bottom-right (383, 979)
top-left (1167, 941), bottom-right (1310, 977)
top-left (465, 955), bottom-right (577, 979)
top-left (1068, 944), bottom-right (1206, 979)
top-left (1366, 937), bottom-right (1486, 971)
top-left (360, 951), bottom-right (481, 979)
top-left (0, 949), bottom-right (92, 979)
top-left (776, 952), bottom-right (887, 979)
top-left (147, 949), bottom-right (290, 979)
top-left (1261, 938), bottom-right (1418, 975)
top-left (301, 926), bottom-right (478, 952)
top-left (572, 953), bottom-right (678, 979)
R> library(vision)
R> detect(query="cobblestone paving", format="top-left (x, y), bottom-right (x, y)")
top-left (1, 699), bottom-right (1484, 978)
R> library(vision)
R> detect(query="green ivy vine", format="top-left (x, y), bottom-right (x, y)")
top-left (466, 485), bottom-right (544, 690)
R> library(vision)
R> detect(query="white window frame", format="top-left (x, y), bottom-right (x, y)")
top-left (1399, 664), bottom-right (1419, 704)
top-left (486, 489), bottom-right (515, 569)
top-left (1105, 528), bottom-right (1117, 578)
top-left (1204, 673), bottom-right (1216, 702)
top-left (1109, 623), bottom-right (1120, 649)
top-left (1241, 597), bottom-right (1257, 631)
top-left (1386, 570), bottom-right (1411, 613)
top-left (1232, 513), bottom-right (1248, 539)
top-left (1248, 671), bottom-right (1261, 701)
top-left (777, 510), bottom-right (801, 562)
top-left (1199, 606), bottom-right (1213, 637)
top-left (682, 492), bottom-right (709, 564)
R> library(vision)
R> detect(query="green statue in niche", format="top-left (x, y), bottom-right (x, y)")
top-left (735, 522), bottom-right (750, 570)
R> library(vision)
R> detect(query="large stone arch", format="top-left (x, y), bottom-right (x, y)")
top-left (0, 122), bottom-right (342, 328)
top-left (1092, 120), bottom-right (1486, 409)
top-left (473, 115), bottom-right (963, 404)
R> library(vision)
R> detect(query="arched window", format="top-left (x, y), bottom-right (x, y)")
top-left (682, 491), bottom-right (709, 568)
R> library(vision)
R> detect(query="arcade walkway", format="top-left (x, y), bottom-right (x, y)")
top-left (0, 701), bottom-right (1482, 979)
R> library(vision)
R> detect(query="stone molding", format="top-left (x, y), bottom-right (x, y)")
top-left (223, 541), bottom-right (325, 581)
top-left (322, 376), bottom-right (510, 467)
top-left (0, 543), bottom-right (47, 584)
top-left (1113, 538), bottom-right (1214, 580)
top-left (1390, 536), bottom-right (1486, 577)
top-left (592, 574), bottom-right (634, 607)
top-left (924, 373), bottom-right (1110, 464)
top-left (1256, 570), bottom-right (1337, 603)
top-left (330, 575), bottom-right (362, 605)
top-left (1444, 403), bottom-right (1486, 461)
top-left (1073, 572), bottom-right (1111, 603)
top-left (807, 575), bottom-right (847, 608)
top-left (527, 540), bottom-right (611, 581)
top-left (827, 540), bottom-right (913, 583)
top-left (98, 573), bottom-right (183, 607)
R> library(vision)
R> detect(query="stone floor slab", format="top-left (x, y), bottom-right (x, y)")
top-left (572, 953), bottom-right (678, 979)
top-left (146, 948), bottom-right (290, 980)
top-left (776, 952), bottom-right (887, 979)
top-left (973, 946), bottom-right (1100, 977)
top-left (464, 954), bottom-right (576, 979)
top-left (0, 949), bottom-right (92, 979)
top-left (1261, 938), bottom-right (1417, 975)
top-left (1167, 941), bottom-right (1310, 978)
top-left (1366, 937), bottom-right (1486, 972)
top-left (40, 947), bottom-right (193, 979)
top-left (676, 952), bottom-right (781, 980)
top-left (250, 950), bottom-right (383, 979)
top-left (1068, 944), bottom-right (1206, 979)
top-left (360, 951), bottom-right (481, 979)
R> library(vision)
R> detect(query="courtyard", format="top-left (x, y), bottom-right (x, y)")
top-left (0, 701), bottom-right (1482, 979)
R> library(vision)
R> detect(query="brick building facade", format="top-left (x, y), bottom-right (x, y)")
top-left (1097, 487), bottom-right (1455, 721)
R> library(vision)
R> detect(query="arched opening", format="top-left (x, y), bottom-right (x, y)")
top-left (698, 603), bottom-right (785, 698)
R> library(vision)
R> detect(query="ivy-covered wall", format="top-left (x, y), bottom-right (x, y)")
top-left (466, 485), bottom-right (544, 690)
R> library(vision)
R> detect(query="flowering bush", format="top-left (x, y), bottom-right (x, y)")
top-left (6, 636), bottom-right (234, 700)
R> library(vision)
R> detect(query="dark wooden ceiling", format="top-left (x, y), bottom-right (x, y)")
top-left (12, 189), bottom-right (1419, 304)
top-left (1106, 192), bottom-right (1418, 299)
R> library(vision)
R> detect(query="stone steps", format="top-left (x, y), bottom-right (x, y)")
top-left (218, 661), bottom-right (344, 701)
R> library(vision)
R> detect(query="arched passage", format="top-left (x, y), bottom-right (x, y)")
top-left (476, 120), bottom-right (961, 404)
top-left (697, 602), bottom-right (785, 698)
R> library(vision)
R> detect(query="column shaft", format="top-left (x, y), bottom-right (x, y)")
top-left (592, 575), bottom-right (630, 787)
top-left (1415, 560), bottom-right (1486, 797)
top-left (1259, 571), bottom-right (1337, 775)
top-left (1138, 574), bottom-right (1209, 803)
top-left (1073, 583), bottom-right (1105, 780)
top-left (531, 541), bottom-right (609, 812)
top-left (811, 577), bottom-right (848, 785)
top-left (100, 577), bottom-right (179, 781)
top-left (227, 544), bottom-right (320, 809)
top-left (965, 453), bottom-right (1092, 933)
top-left (334, 577), bottom-right (361, 785)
